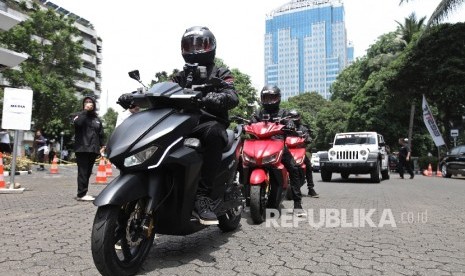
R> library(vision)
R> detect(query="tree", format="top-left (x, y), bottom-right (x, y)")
top-left (102, 108), bottom-right (118, 139)
top-left (400, 0), bottom-right (465, 29)
top-left (314, 99), bottom-right (351, 151)
top-left (395, 12), bottom-right (426, 44)
top-left (0, 2), bottom-right (84, 137)
top-left (389, 23), bottom-right (465, 149)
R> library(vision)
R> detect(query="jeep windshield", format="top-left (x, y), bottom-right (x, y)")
top-left (334, 133), bottom-right (376, 145)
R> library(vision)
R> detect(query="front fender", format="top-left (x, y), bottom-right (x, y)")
top-left (93, 173), bottom-right (149, 206)
top-left (249, 168), bottom-right (268, 185)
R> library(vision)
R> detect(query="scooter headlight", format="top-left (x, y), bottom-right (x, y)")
top-left (124, 145), bottom-right (158, 167)
top-left (242, 153), bottom-right (256, 164)
top-left (262, 153), bottom-right (279, 165)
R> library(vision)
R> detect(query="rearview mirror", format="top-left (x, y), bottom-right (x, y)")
top-left (128, 70), bottom-right (140, 81)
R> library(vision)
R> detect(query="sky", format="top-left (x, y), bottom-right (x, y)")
top-left (48, 0), bottom-right (465, 114)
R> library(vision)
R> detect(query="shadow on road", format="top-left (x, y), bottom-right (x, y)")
top-left (140, 226), bottom-right (239, 273)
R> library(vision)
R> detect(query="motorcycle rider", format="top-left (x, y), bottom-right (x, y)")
top-left (289, 109), bottom-right (319, 198)
top-left (118, 26), bottom-right (238, 225)
top-left (251, 85), bottom-right (306, 217)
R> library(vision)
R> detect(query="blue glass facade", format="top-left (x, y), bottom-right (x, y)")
top-left (265, 0), bottom-right (353, 100)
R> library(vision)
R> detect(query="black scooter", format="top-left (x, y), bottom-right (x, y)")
top-left (91, 70), bottom-right (244, 276)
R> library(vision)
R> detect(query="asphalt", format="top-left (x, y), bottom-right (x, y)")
top-left (1, 165), bottom-right (465, 275)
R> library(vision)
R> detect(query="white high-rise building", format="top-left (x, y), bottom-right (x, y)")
top-left (265, 0), bottom-right (354, 100)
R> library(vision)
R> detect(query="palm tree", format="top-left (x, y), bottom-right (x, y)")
top-left (395, 12), bottom-right (426, 44)
top-left (400, 0), bottom-right (464, 29)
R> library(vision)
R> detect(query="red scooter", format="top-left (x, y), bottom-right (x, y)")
top-left (234, 115), bottom-right (291, 224)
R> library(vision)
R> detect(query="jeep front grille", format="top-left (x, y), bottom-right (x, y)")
top-left (336, 151), bottom-right (359, 160)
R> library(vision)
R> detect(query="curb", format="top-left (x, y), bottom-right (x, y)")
top-left (3, 171), bottom-right (32, 176)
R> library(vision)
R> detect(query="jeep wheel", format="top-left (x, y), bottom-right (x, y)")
top-left (371, 161), bottom-right (381, 183)
top-left (321, 169), bottom-right (332, 182)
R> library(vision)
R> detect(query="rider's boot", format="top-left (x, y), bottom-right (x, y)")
top-left (193, 195), bottom-right (219, 225)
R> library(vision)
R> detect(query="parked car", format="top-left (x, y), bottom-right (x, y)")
top-left (439, 145), bottom-right (465, 178)
top-left (311, 152), bottom-right (320, 172)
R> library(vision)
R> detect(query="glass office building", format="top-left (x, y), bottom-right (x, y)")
top-left (265, 0), bottom-right (353, 100)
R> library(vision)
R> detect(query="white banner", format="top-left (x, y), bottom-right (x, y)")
top-left (1, 88), bottom-right (33, 130)
top-left (422, 95), bottom-right (445, 147)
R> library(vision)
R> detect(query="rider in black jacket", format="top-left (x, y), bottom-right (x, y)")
top-left (118, 26), bottom-right (238, 225)
top-left (289, 109), bottom-right (319, 198)
top-left (251, 85), bottom-right (306, 216)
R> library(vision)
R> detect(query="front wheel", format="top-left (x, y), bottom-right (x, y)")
top-left (321, 169), bottom-right (332, 182)
top-left (250, 185), bottom-right (268, 224)
top-left (441, 164), bottom-right (452, 178)
top-left (91, 199), bottom-right (156, 276)
top-left (371, 161), bottom-right (381, 183)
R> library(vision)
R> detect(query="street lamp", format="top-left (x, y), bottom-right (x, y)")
top-left (60, 131), bottom-right (64, 163)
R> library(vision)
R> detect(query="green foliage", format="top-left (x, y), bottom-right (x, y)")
top-left (102, 108), bottom-right (118, 139)
top-left (0, 4), bottom-right (84, 135)
top-left (281, 92), bottom-right (328, 150)
top-left (418, 155), bottom-right (439, 171)
top-left (314, 99), bottom-right (351, 151)
top-left (3, 154), bottom-right (33, 171)
top-left (390, 23), bottom-right (465, 149)
top-left (229, 68), bottom-right (258, 120)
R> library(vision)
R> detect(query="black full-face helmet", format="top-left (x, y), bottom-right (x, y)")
top-left (181, 26), bottom-right (216, 65)
top-left (289, 109), bottom-right (301, 125)
top-left (260, 85), bottom-right (281, 111)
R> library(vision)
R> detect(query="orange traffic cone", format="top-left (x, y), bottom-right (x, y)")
top-left (436, 166), bottom-right (442, 177)
top-left (0, 152), bottom-right (5, 188)
top-left (105, 158), bottom-right (113, 177)
top-left (427, 163), bottom-right (433, 177)
top-left (95, 158), bottom-right (107, 184)
top-left (49, 155), bottom-right (59, 174)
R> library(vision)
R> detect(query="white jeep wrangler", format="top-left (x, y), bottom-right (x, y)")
top-left (319, 132), bottom-right (390, 183)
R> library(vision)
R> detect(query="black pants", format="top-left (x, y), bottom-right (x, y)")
top-left (76, 152), bottom-right (99, 197)
top-left (37, 149), bottom-right (45, 169)
top-left (281, 146), bottom-right (302, 205)
top-left (303, 155), bottom-right (314, 189)
top-left (191, 121), bottom-right (228, 199)
top-left (398, 158), bottom-right (414, 178)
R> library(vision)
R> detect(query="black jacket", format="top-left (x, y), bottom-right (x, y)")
top-left (171, 65), bottom-right (238, 126)
top-left (73, 97), bottom-right (105, 153)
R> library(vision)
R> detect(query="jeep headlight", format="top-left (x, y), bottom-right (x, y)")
top-left (262, 153), bottom-right (279, 165)
top-left (124, 146), bottom-right (158, 167)
top-left (360, 150), bottom-right (367, 156)
top-left (329, 150), bottom-right (336, 156)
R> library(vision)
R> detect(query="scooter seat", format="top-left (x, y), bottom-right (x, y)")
top-left (223, 129), bottom-right (235, 152)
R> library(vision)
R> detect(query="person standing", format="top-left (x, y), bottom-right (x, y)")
top-left (34, 130), bottom-right (47, 171)
top-left (0, 129), bottom-right (11, 154)
top-left (73, 96), bottom-right (105, 201)
top-left (289, 110), bottom-right (319, 198)
top-left (398, 138), bottom-right (414, 179)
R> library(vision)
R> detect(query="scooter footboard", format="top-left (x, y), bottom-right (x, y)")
top-left (93, 173), bottom-right (149, 206)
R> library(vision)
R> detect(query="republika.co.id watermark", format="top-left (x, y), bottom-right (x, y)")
top-left (265, 208), bottom-right (428, 228)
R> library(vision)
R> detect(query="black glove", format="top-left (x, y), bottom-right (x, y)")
top-left (203, 92), bottom-right (226, 110)
top-left (117, 93), bottom-right (134, 110)
top-left (285, 120), bottom-right (296, 130)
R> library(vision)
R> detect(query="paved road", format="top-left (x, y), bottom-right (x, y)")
top-left (1, 165), bottom-right (464, 276)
